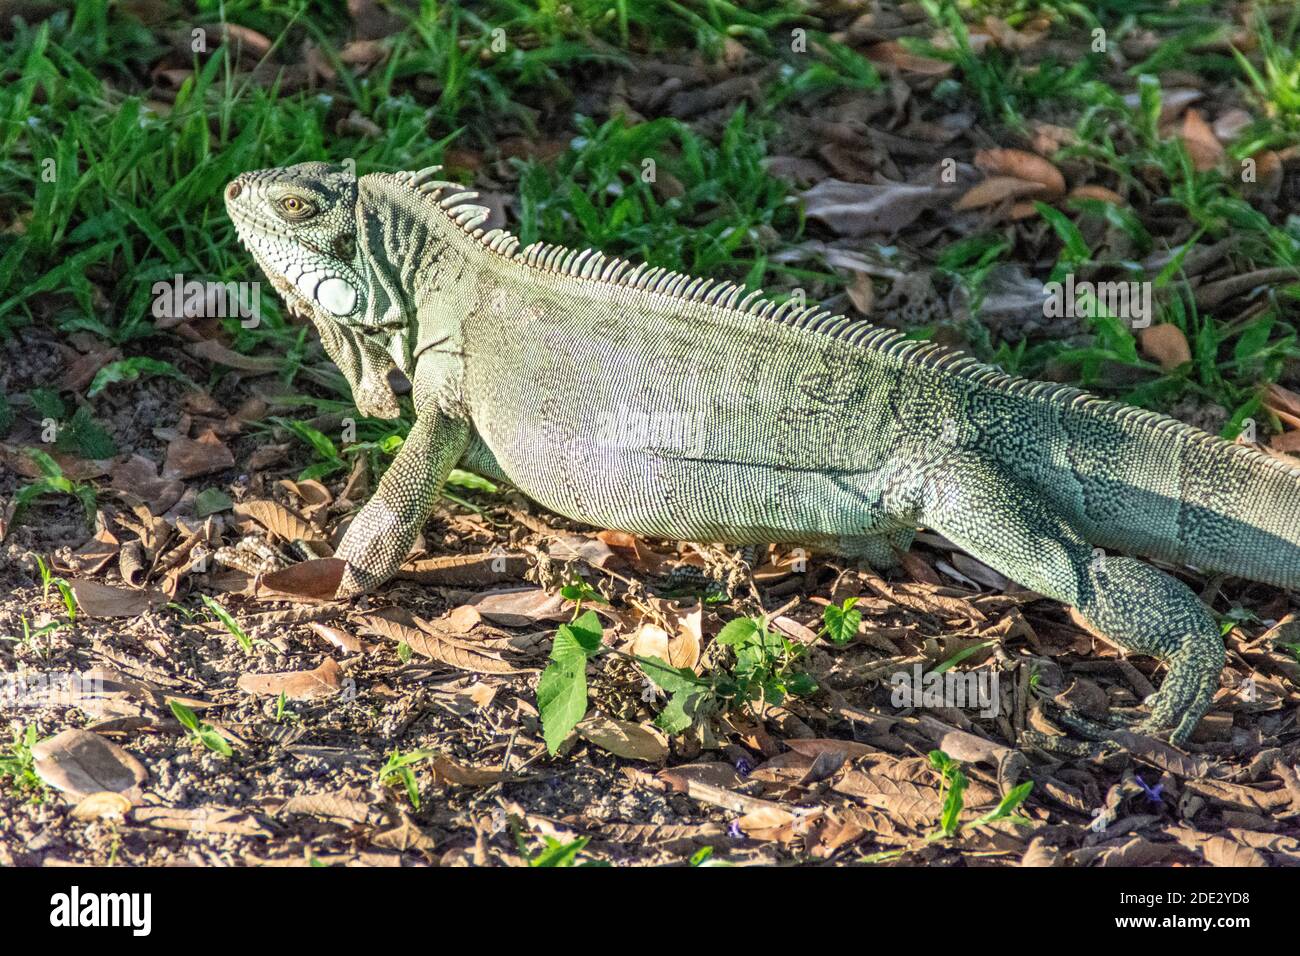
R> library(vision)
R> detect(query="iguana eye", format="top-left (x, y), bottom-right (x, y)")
top-left (277, 195), bottom-right (317, 220)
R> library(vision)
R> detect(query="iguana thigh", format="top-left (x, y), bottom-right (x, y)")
top-left (834, 528), bottom-right (917, 568)
top-left (916, 454), bottom-right (1224, 745)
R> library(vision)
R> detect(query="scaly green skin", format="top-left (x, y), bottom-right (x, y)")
top-left (226, 162), bottom-right (1300, 747)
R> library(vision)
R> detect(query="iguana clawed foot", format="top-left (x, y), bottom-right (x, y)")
top-left (213, 535), bottom-right (319, 576)
top-left (211, 532), bottom-right (383, 601)
top-left (660, 543), bottom-right (760, 599)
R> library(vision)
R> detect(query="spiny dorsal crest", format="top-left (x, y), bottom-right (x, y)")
top-left (388, 166), bottom-right (1300, 481)
top-left (391, 165), bottom-right (854, 334)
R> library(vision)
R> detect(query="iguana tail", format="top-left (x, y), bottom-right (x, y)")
top-left (1069, 402), bottom-right (1300, 589)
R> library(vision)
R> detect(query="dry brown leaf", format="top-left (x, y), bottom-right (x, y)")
top-left (277, 478), bottom-right (332, 515)
top-left (1097, 837), bottom-right (1182, 867)
top-left (594, 821), bottom-right (725, 849)
top-left (31, 729), bottom-right (147, 800)
top-left (549, 534), bottom-right (616, 567)
top-left (629, 604), bottom-right (701, 670)
top-left (1245, 149), bottom-right (1283, 200)
top-left (596, 530), bottom-right (676, 575)
top-left (657, 762), bottom-right (743, 793)
top-left (1271, 431), bottom-right (1300, 454)
top-left (279, 791), bottom-right (374, 823)
top-left (397, 551), bottom-right (529, 585)
top-left (308, 621), bottom-right (363, 654)
top-left (339, 38), bottom-right (389, 66)
top-left (52, 524), bottom-right (120, 575)
top-left (430, 755), bottom-right (505, 786)
top-left (576, 717), bottom-right (669, 762)
top-left (1108, 729), bottom-right (1211, 778)
top-left (0, 444), bottom-right (109, 480)
top-left (162, 432), bottom-right (234, 480)
top-left (771, 614), bottom-right (818, 644)
top-left (370, 819), bottom-right (437, 853)
top-left (863, 40), bottom-right (953, 75)
top-left (1264, 383), bottom-right (1300, 423)
top-left (1213, 108), bottom-right (1254, 142)
top-left (1180, 109), bottom-right (1225, 172)
top-left (1123, 87), bottom-right (1202, 123)
top-left (1029, 122), bottom-right (1078, 156)
top-left (132, 806), bottom-right (272, 837)
top-left (749, 751), bottom-right (815, 787)
top-left (109, 454), bottom-right (185, 513)
top-left (736, 805), bottom-right (799, 838)
top-left (974, 148), bottom-right (1065, 197)
top-left (834, 771), bottom-right (943, 827)
top-left (1139, 323), bottom-right (1192, 370)
top-left (468, 587), bottom-right (569, 626)
top-left (956, 176), bottom-right (1050, 211)
top-left (1068, 184), bottom-right (1125, 205)
top-left (257, 558), bottom-right (346, 602)
top-left (443, 605), bottom-right (483, 633)
top-left (234, 499), bottom-right (326, 544)
top-left (801, 178), bottom-right (953, 237)
top-left (236, 657), bottom-right (343, 700)
top-left (68, 579), bottom-right (164, 617)
top-left (359, 609), bottom-right (527, 674)
top-left (982, 14), bottom-right (1048, 51)
top-left (70, 791), bottom-right (134, 821)
top-left (785, 738), bottom-right (879, 760)
top-left (1006, 200), bottom-right (1038, 220)
top-left (210, 21), bottom-right (273, 58)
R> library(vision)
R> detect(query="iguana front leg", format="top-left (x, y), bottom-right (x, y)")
top-left (312, 315), bottom-right (403, 420)
top-left (334, 409), bottom-right (470, 598)
top-left (916, 454), bottom-right (1224, 746)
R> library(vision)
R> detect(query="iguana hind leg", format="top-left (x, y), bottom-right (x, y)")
top-left (836, 528), bottom-right (917, 569)
top-left (1082, 556), bottom-right (1225, 744)
top-left (916, 454), bottom-right (1224, 746)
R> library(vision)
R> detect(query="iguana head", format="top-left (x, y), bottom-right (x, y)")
top-left (227, 162), bottom-right (486, 415)
top-left (226, 162), bottom-right (422, 419)
top-left (224, 162), bottom-right (365, 325)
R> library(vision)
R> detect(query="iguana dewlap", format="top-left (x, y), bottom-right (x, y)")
top-left (226, 162), bottom-right (1300, 746)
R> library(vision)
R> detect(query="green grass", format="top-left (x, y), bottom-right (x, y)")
top-left (516, 108), bottom-right (812, 286)
top-left (1234, 8), bottom-right (1300, 134)
top-left (0, 725), bottom-right (48, 803)
top-left (930, 50), bottom-right (1300, 439)
top-left (0, 1), bottom-right (844, 417)
top-left (0, 0), bottom-right (1297, 463)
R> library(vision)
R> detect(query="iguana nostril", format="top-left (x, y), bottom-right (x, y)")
top-left (226, 181), bottom-right (242, 201)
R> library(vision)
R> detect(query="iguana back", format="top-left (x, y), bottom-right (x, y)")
top-left (453, 214), bottom-right (1300, 590)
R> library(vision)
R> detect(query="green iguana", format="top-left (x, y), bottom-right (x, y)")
top-left (225, 161), bottom-right (1300, 746)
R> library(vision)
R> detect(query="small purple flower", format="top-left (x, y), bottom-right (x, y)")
top-left (1136, 777), bottom-right (1164, 805)
top-left (734, 756), bottom-right (753, 777)
top-left (728, 820), bottom-right (743, 839)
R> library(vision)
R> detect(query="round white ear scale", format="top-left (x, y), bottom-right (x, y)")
top-left (317, 277), bottom-right (358, 316)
